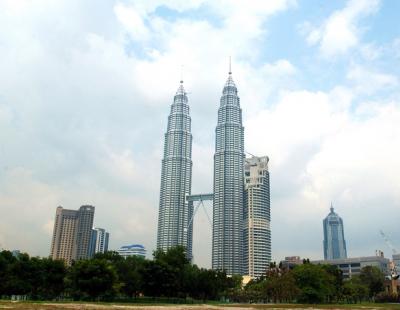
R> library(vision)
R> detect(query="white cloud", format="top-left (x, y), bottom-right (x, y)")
top-left (262, 59), bottom-right (297, 76)
top-left (359, 42), bottom-right (383, 60)
top-left (114, 3), bottom-right (150, 41)
top-left (301, 0), bottom-right (380, 57)
top-left (245, 87), bottom-right (400, 260)
top-left (347, 65), bottom-right (399, 95)
top-left (393, 37), bottom-right (400, 59)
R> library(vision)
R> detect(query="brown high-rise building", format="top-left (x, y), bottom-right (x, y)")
top-left (50, 205), bottom-right (95, 265)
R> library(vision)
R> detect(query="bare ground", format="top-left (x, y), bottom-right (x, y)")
top-left (0, 301), bottom-right (399, 310)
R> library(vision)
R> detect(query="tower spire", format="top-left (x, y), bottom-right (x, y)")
top-left (180, 65), bottom-right (184, 84)
top-left (229, 56), bottom-right (232, 75)
top-left (330, 202), bottom-right (334, 213)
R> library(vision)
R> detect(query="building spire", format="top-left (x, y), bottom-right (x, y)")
top-left (229, 56), bottom-right (232, 75)
top-left (180, 65), bottom-right (184, 84)
top-left (330, 202), bottom-right (334, 213)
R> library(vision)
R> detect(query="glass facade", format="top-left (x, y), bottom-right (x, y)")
top-left (323, 206), bottom-right (347, 260)
top-left (89, 227), bottom-right (109, 258)
top-left (212, 73), bottom-right (244, 275)
top-left (157, 81), bottom-right (193, 258)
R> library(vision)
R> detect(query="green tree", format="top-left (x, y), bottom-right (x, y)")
top-left (6, 253), bottom-right (34, 296)
top-left (141, 259), bottom-right (175, 297)
top-left (0, 250), bottom-right (17, 296)
top-left (359, 266), bottom-right (385, 298)
top-left (36, 258), bottom-right (66, 300)
top-left (93, 251), bottom-right (123, 263)
top-left (65, 259), bottom-right (118, 300)
top-left (292, 263), bottom-right (335, 303)
top-left (116, 255), bottom-right (145, 298)
top-left (343, 275), bottom-right (369, 303)
top-left (143, 246), bottom-right (190, 297)
top-left (321, 264), bottom-right (343, 302)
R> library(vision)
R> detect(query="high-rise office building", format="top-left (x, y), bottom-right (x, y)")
top-left (50, 205), bottom-right (95, 265)
top-left (243, 156), bottom-right (271, 278)
top-left (212, 70), bottom-right (245, 275)
top-left (323, 205), bottom-right (347, 260)
top-left (157, 80), bottom-right (193, 258)
top-left (89, 227), bottom-right (109, 258)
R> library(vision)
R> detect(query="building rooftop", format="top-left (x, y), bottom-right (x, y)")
top-left (120, 244), bottom-right (145, 249)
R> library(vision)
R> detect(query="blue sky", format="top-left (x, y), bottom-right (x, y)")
top-left (0, 0), bottom-right (399, 267)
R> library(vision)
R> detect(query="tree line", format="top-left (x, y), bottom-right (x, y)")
top-left (0, 247), bottom-right (239, 301)
top-left (234, 261), bottom-right (390, 304)
top-left (0, 247), bottom-right (393, 303)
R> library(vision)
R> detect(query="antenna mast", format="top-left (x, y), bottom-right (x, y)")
top-left (380, 230), bottom-right (398, 255)
top-left (180, 65), bottom-right (184, 83)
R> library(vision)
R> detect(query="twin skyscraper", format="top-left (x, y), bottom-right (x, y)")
top-left (157, 69), bottom-right (271, 277)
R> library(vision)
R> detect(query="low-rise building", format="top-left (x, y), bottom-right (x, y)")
top-left (117, 244), bottom-right (146, 258)
top-left (280, 256), bottom-right (303, 270)
top-left (312, 254), bottom-right (390, 279)
top-left (393, 254), bottom-right (400, 270)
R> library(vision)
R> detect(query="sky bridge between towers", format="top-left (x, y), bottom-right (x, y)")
top-left (185, 193), bottom-right (213, 232)
top-left (186, 193), bottom-right (213, 202)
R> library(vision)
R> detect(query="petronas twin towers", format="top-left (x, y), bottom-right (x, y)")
top-left (157, 69), bottom-right (267, 276)
top-left (157, 81), bottom-right (193, 256)
top-left (213, 72), bottom-right (244, 274)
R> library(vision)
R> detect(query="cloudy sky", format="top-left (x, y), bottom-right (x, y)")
top-left (0, 0), bottom-right (399, 267)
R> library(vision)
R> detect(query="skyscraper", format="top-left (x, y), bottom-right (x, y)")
top-left (157, 80), bottom-right (193, 258)
top-left (50, 205), bottom-right (95, 265)
top-left (323, 205), bottom-right (347, 260)
top-left (89, 227), bottom-right (110, 258)
top-left (212, 69), bottom-right (245, 275)
top-left (244, 156), bottom-right (271, 278)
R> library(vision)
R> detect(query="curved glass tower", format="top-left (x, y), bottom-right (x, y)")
top-left (157, 81), bottom-right (193, 258)
top-left (244, 156), bottom-right (271, 278)
top-left (212, 71), bottom-right (245, 275)
top-left (323, 205), bottom-right (347, 260)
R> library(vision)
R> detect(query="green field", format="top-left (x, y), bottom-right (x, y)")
top-left (1, 301), bottom-right (400, 310)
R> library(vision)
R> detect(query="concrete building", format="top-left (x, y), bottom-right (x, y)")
top-left (323, 205), bottom-right (347, 260)
top-left (393, 254), bottom-right (400, 270)
top-left (212, 69), bottom-right (245, 275)
top-left (243, 156), bottom-right (271, 278)
top-left (50, 205), bottom-right (95, 265)
top-left (157, 80), bottom-right (193, 258)
top-left (117, 244), bottom-right (146, 258)
top-left (280, 256), bottom-right (303, 270)
top-left (89, 228), bottom-right (109, 258)
top-left (312, 254), bottom-right (390, 279)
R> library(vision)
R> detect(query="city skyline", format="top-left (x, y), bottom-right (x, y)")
top-left (0, 0), bottom-right (399, 268)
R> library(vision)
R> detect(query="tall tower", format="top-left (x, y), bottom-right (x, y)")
top-left (89, 227), bottom-right (110, 258)
top-left (157, 80), bottom-right (193, 258)
top-left (50, 205), bottom-right (95, 265)
top-left (73, 205), bottom-right (95, 260)
top-left (323, 205), bottom-right (347, 260)
top-left (244, 156), bottom-right (271, 278)
top-left (212, 68), bottom-right (245, 275)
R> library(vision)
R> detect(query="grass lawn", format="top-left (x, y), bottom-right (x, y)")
top-left (1, 301), bottom-right (400, 309)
